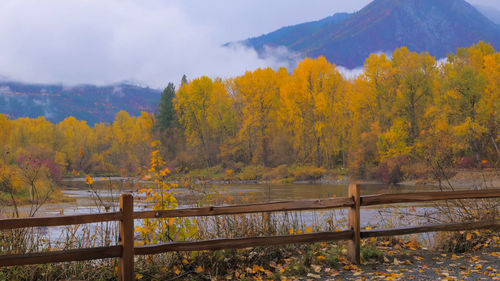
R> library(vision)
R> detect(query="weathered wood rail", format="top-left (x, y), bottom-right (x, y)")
top-left (1, 185), bottom-right (499, 281)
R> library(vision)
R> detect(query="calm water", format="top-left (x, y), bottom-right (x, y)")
top-left (29, 179), bottom-right (444, 225)
top-left (7, 179), bottom-right (452, 245)
top-left (207, 182), bottom-right (439, 202)
top-left (37, 179), bottom-right (441, 217)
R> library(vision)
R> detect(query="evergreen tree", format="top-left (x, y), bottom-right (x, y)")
top-left (181, 74), bottom-right (188, 86)
top-left (155, 82), bottom-right (178, 130)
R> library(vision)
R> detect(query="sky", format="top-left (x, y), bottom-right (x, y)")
top-left (0, 0), bottom-right (498, 89)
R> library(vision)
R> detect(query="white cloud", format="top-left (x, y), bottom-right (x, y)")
top-left (2, 0), bottom-right (488, 88)
top-left (33, 97), bottom-right (55, 119)
top-left (337, 66), bottom-right (364, 80)
top-left (0, 86), bottom-right (11, 95)
top-left (0, 0), bottom-right (294, 88)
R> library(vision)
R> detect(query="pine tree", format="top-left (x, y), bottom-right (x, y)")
top-left (155, 83), bottom-right (178, 130)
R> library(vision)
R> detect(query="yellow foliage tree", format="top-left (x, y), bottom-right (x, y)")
top-left (279, 57), bottom-right (346, 167)
top-left (136, 141), bottom-right (197, 244)
top-left (174, 76), bottom-right (235, 167)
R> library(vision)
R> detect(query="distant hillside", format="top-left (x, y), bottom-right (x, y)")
top-left (240, 0), bottom-right (500, 68)
top-left (237, 13), bottom-right (352, 51)
top-left (0, 82), bottom-right (161, 124)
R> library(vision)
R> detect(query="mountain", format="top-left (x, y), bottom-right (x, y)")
top-left (0, 82), bottom-right (161, 124)
top-left (240, 0), bottom-right (500, 68)
top-left (241, 13), bottom-right (352, 51)
top-left (475, 4), bottom-right (500, 24)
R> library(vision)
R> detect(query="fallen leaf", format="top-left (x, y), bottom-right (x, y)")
top-left (195, 266), bottom-right (204, 273)
top-left (306, 273), bottom-right (321, 278)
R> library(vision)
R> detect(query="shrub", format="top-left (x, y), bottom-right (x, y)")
top-left (221, 161), bottom-right (245, 173)
top-left (361, 246), bottom-right (384, 262)
top-left (187, 165), bottom-right (226, 180)
top-left (237, 165), bottom-right (266, 181)
top-left (372, 156), bottom-right (408, 184)
top-left (401, 161), bottom-right (431, 180)
top-left (290, 166), bottom-right (327, 181)
top-left (262, 164), bottom-right (290, 180)
top-left (458, 157), bottom-right (477, 169)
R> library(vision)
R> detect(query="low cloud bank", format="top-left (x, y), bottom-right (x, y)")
top-left (0, 0), bottom-right (295, 88)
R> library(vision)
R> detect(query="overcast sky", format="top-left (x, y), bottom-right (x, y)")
top-left (0, 0), bottom-right (498, 88)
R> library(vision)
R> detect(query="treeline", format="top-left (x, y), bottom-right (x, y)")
top-left (160, 42), bottom-right (499, 181)
top-left (0, 42), bottom-right (499, 183)
top-left (0, 111), bottom-right (154, 178)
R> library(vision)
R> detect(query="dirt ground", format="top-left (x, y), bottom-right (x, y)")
top-left (309, 247), bottom-right (500, 281)
top-left (402, 169), bottom-right (500, 188)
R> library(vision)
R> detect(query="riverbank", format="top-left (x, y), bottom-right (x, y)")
top-left (0, 188), bottom-right (75, 207)
top-left (59, 166), bottom-right (500, 188)
top-left (175, 168), bottom-right (500, 189)
top-left (400, 169), bottom-right (500, 189)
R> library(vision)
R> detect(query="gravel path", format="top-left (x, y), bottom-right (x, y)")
top-left (305, 247), bottom-right (500, 280)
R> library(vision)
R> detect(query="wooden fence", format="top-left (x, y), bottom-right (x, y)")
top-left (1, 184), bottom-right (499, 281)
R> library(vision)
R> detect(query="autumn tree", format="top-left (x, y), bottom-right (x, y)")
top-left (231, 68), bottom-right (287, 166)
top-left (279, 57), bottom-right (346, 167)
top-left (174, 76), bottom-right (235, 167)
top-left (481, 51), bottom-right (500, 161)
top-left (392, 47), bottom-right (436, 144)
top-left (376, 48), bottom-right (436, 162)
top-left (363, 53), bottom-right (395, 131)
top-left (346, 76), bottom-right (382, 176)
top-left (440, 42), bottom-right (494, 162)
top-left (54, 116), bottom-right (93, 172)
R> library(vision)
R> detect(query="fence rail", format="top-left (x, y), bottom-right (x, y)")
top-left (134, 196), bottom-right (355, 219)
top-left (0, 212), bottom-right (122, 230)
top-left (1, 185), bottom-right (499, 281)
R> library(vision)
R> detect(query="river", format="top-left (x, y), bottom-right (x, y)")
top-left (7, 179), bottom-right (458, 246)
top-left (36, 178), bottom-right (442, 217)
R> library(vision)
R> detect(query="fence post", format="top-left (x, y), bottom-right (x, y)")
top-left (119, 194), bottom-right (135, 281)
top-left (347, 184), bottom-right (360, 264)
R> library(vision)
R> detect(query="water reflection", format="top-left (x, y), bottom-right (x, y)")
top-left (12, 180), bottom-right (450, 246)
top-left (211, 183), bottom-right (439, 204)
top-left (36, 180), bottom-right (443, 217)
